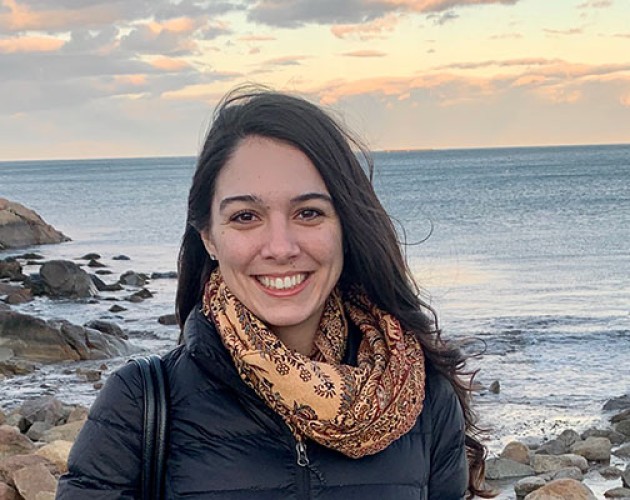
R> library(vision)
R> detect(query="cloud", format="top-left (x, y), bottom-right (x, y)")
top-left (248, 0), bottom-right (522, 28)
top-left (437, 58), bottom-right (560, 70)
top-left (489, 32), bottom-right (523, 39)
top-left (427, 10), bottom-right (459, 24)
top-left (577, 0), bottom-right (612, 8)
top-left (544, 27), bottom-right (584, 36)
top-left (238, 34), bottom-right (276, 42)
top-left (0, 35), bottom-right (64, 53)
top-left (263, 55), bottom-right (309, 66)
top-left (342, 50), bottom-right (387, 57)
top-left (331, 13), bottom-right (399, 40)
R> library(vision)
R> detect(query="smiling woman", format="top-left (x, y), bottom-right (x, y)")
top-left (56, 86), bottom-right (495, 500)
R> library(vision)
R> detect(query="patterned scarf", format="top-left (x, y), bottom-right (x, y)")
top-left (202, 269), bottom-right (426, 459)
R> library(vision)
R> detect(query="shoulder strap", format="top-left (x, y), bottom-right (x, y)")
top-left (132, 354), bottom-right (169, 500)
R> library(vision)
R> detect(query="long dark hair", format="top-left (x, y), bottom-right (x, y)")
top-left (176, 85), bottom-right (493, 498)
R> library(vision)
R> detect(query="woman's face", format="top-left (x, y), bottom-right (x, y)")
top-left (202, 136), bottom-right (344, 346)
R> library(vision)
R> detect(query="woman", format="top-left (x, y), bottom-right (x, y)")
top-left (58, 87), bottom-right (492, 499)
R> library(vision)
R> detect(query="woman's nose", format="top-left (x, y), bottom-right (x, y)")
top-left (260, 218), bottom-right (300, 262)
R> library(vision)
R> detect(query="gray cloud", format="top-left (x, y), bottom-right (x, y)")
top-left (247, 0), bottom-right (521, 28)
top-left (61, 27), bottom-right (120, 54)
top-left (427, 11), bottom-right (459, 25)
top-left (544, 27), bottom-right (584, 35)
top-left (119, 25), bottom-right (198, 56)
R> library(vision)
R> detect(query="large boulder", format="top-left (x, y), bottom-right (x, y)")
top-left (0, 311), bottom-right (136, 363)
top-left (39, 260), bottom-right (96, 298)
top-left (0, 426), bottom-right (35, 460)
top-left (0, 199), bottom-right (69, 250)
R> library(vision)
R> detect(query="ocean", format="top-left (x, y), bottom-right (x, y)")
top-left (1, 145), bottom-right (629, 469)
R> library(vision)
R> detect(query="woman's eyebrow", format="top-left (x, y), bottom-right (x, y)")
top-left (219, 194), bottom-right (263, 212)
top-left (291, 192), bottom-right (333, 204)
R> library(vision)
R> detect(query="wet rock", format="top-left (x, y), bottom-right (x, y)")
top-left (0, 360), bottom-right (36, 376)
top-left (623, 465), bottom-right (630, 488)
top-left (128, 288), bottom-right (153, 302)
top-left (158, 314), bottom-right (177, 326)
top-left (532, 453), bottom-right (588, 474)
top-left (119, 271), bottom-right (147, 287)
top-left (541, 466), bottom-right (584, 482)
top-left (77, 253), bottom-right (99, 261)
top-left (87, 259), bottom-right (106, 268)
top-left (489, 380), bottom-right (500, 394)
top-left (0, 426), bottom-right (35, 460)
top-left (605, 395), bottom-right (630, 412)
top-left (95, 270), bottom-right (113, 275)
top-left (0, 283), bottom-right (32, 305)
top-left (616, 420), bottom-right (630, 437)
top-left (40, 260), bottom-right (96, 298)
top-left (76, 368), bottom-right (101, 383)
top-left (611, 410), bottom-right (630, 424)
top-left (108, 304), bottom-right (127, 313)
top-left (13, 253), bottom-right (44, 261)
top-left (0, 198), bottom-right (69, 249)
top-left (35, 440), bottom-right (72, 474)
top-left (0, 261), bottom-right (25, 281)
top-left (112, 255), bottom-right (130, 261)
top-left (514, 476), bottom-right (546, 498)
top-left (12, 463), bottom-right (57, 499)
top-left (150, 271), bottom-right (177, 279)
top-left (485, 457), bottom-right (535, 480)
top-left (90, 275), bottom-right (123, 292)
top-left (524, 478), bottom-right (596, 499)
top-left (598, 465), bottom-right (623, 479)
top-left (571, 436), bottom-right (612, 462)
top-left (84, 319), bottom-right (126, 339)
top-left (500, 441), bottom-right (530, 465)
top-left (613, 443), bottom-right (630, 458)
top-left (604, 487), bottom-right (630, 498)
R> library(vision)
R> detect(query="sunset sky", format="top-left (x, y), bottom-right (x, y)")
top-left (1, 0), bottom-right (629, 160)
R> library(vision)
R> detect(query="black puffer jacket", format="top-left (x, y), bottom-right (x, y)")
top-left (57, 306), bottom-right (468, 499)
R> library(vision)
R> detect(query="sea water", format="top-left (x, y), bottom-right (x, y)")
top-left (1, 145), bottom-right (629, 458)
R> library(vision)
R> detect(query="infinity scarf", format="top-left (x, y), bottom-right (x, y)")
top-left (202, 269), bottom-right (426, 459)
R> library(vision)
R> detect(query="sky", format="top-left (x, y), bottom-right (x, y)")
top-left (1, 0), bottom-right (629, 160)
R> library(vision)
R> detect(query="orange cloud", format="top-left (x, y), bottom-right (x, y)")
top-left (149, 57), bottom-right (191, 72)
top-left (0, 35), bottom-right (64, 53)
top-left (377, 0), bottom-right (520, 12)
top-left (147, 17), bottom-right (202, 35)
top-left (238, 35), bottom-right (276, 42)
top-left (0, 0), bottom-right (122, 32)
top-left (114, 75), bottom-right (147, 86)
top-left (342, 50), bottom-right (387, 57)
top-left (331, 14), bottom-right (399, 40)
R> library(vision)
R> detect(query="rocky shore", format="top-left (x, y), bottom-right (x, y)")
top-left (1, 200), bottom-right (629, 498)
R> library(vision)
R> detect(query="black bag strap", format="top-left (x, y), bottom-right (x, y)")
top-left (132, 354), bottom-right (169, 500)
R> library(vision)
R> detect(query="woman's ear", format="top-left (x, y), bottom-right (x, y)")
top-left (200, 229), bottom-right (218, 261)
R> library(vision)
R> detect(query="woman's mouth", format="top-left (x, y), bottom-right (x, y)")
top-left (256, 273), bottom-right (308, 291)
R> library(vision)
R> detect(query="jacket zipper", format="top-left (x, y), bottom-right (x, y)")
top-left (295, 438), bottom-right (311, 499)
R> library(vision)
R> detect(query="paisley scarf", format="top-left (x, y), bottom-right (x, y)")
top-left (202, 269), bottom-right (426, 459)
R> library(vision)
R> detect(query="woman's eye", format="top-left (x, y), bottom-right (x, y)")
top-left (230, 211), bottom-right (258, 223)
top-left (297, 208), bottom-right (323, 220)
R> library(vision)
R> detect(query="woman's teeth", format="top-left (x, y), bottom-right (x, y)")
top-left (257, 274), bottom-right (307, 290)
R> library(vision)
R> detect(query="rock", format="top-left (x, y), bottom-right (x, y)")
top-left (84, 319), bottom-right (126, 339)
top-left (489, 380), bottom-right (500, 394)
top-left (0, 311), bottom-right (80, 362)
top-left (623, 465), bottom-right (630, 488)
top-left (112, 255), bottom-right (130, 261)
top-left (0, 261), bottom-right (25, 281)
top-left (119, 271), bottom-right (147, 287)
top-left (514, 476), bottom-right (546, 497)
top-left (128, 288), bottom-right (153, 302)
top-left (571, 436), bottom-right (612, 462)
top-left (532, 453), bottom-right (588, 474)
top-left (536, 438), bottom-right (571, 456)
top-left (604, 487), bottom-right (630, 498)
top-left (0, 199), bottom-right (69, 249)
top-left (0, 283), bottom-right (32, 305)
top-left (19, 397), bottom-right (67, 428)
top-left (95, 270), bottom-right (113, 275)
top-left (108, 304), bottom-right (127, 313)
top-left (13, 253), bottom-right (44, 261)
top-left (582, 427), bottom-right (626, 446)
top-left (542, 466), bottom-right (584, 482)
top-left (616, 420), bottom-right (630, 437)
top-left (150, 271), bottom-right (177, 279)
top-left (76, 368), bottom-right (101, 382)
top-left (612, 409), bottom-right (630, 424)
top-left (605, 395), bottom-right (630, 412)
top-left (65, 406), bottom-right (88, 423)
top-left (78, 253), bottom-right (100, 261)
top-left (0, 426), bottom-right (35, 460)
top-left (89, 275), bottom-right (123, 292)
top-left (524, 478), bottom-right (596, 500)
top-left (41, 420), bottom-right (84, 443)
top-left (35, 440), bottom-right (72, 474)
top-left (485, 457), bottom-right (535, 480)
top-left (0, 482), bottom-right (19, 499)
top-left (598, 465), bottom-right (623, 479)
top-left (87, 259), bottom-right (106, 268)
top-left (0, 360), bottom-right (36, 376)
top-left (25, 422), bottom-right (52, 442)
top-left (39, 260), bottom-right (97, 298)
top-left (500, 441), bottom-right (530, 465)
top-left (0, 454), bottom-right (56, 484)
top-left (158, 314), bottom-right (177, 326)
top-left (613, 443), bottom-right (630, 458)
top-left (12, 463), bottom-right (57, 499)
